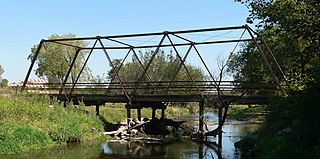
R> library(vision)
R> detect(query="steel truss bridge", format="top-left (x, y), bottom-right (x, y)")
top-left (21, 25), bottom-right (287, 141)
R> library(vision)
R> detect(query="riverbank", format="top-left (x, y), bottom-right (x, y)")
top-left (227, 105), bottom-right (267, 123)
top-left (0, 93), bottom-right (105, 154)
top-left (236, 89), bottom-right (320, 159)
top-left (0, 91), bottom-right (192, 155)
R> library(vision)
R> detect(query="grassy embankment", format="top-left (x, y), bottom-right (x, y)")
top-left (0, 89), bottom-right (192, 155)
top-left (0, 92), bottom-right (105, 155)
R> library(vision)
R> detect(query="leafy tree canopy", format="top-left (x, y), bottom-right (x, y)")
top-left (108, 50), bottom-right (206, 94)
top-left (230, 0), bottom-right (320, 89)
top-left (28, 34), bottom-right (92, 83)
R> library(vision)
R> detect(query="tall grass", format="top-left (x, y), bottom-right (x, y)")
top-left (0, 93), bottom-right (104, 154)
top-left (0, 90), bottom-right (193, 154)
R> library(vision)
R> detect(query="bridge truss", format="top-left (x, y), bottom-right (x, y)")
top-left (22, 25), bottom-right (287, 156)
top-left (22, 25), bottom-right (286, 101)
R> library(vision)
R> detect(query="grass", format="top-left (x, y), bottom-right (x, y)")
top-left (0, 89), bottom-right (192, 154)
top-left (228, 105), bottom-right (267, 122)
top-left (0, 91), bottom-right (104, 154)
top-left (84, 103), bottom-right (192, 124)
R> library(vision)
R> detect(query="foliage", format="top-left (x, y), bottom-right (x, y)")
top-left (231, 0), bottom-right (320, 89)
top-left (0, 79), bottom-right (8, 88)
top-left (228, 105), bottom-right (267, 121)
top-left (84, 103), bottom-right (192, 124)
top-left (233, 1), bottom-right (320, 158)
top-left (0, 125), bottom-right (53, 154)
top-left (0, 93), bottom-right (104, 154)
top-left (28, 33), bottom-right (92, 83)
top-left (108, 50), bottom-right (206, 94)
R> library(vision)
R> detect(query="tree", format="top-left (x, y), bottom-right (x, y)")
top-left (28, 34), bottom-right (92, 83)
top-left (232, 1), bottom-right (320, 158)
top-left (0, 79), bottom-right (8, 88)
top-left (108, 50), bottom-right (206, 94)
top-left (231, 0), bottom-right (320, 89)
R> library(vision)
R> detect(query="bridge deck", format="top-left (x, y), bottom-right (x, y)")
top-left (52, 94), bottom-right (269, 106)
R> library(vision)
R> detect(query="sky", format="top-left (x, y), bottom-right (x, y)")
top-left (0, 0), bottom-right (252, 83)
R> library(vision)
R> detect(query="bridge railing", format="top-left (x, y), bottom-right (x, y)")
top-left (42, 80), bottom-right (281, 96)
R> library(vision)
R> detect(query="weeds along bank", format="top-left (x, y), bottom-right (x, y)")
top-left (0, 92), bottom-right (192, 155)
top-left (0, 93), bottom-right (104, 154)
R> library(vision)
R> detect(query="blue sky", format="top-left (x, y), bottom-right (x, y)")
top-left (0, 0), bottom-right (251, 82)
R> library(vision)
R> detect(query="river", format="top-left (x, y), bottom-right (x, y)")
top-left (1, 112), bottom-right (260, 159)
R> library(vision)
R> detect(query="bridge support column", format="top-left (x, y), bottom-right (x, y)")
top-left (126, 104), bottom-right (131, 130)
top-left (161, 108), bottom-right (165, 119)
top-left (137, 108), bottom-right (141, 121)
top-left (96, 105), bottom-right (100, 116)
top-left (152, 108), bottom-right (156, 120)
top-left (218, 107), bottom-right (223, 156)
top-left (199, 101), bottom-right (204, 132)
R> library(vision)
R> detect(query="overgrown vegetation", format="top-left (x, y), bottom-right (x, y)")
top-left (232, 0), bottom-right (320, 158)
top-left (0, 91), bottom-right (193, 155)
top-left (0, 92), bottom-right (104, 154)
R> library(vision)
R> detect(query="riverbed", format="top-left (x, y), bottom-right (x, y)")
top-left (1, 112), bottom-right (260, 159)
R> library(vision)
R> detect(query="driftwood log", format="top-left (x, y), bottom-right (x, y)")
top-left (103, 117), bottom-right (186, 140)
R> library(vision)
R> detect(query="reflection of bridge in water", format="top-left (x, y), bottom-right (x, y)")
top-left (21, 25), bottom-right (286, 158)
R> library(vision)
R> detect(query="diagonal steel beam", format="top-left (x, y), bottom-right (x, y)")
top-left (107, 48), bottom-right (132, 92)
top-left (98, 38), bottom-right (132, 103)
top-left (69, 39), bottom-right (98, 95)
top-left (169, 45), bottom-right (193, 83)
top-left (166, 35), bottom-right (203, 96)
top-left (130, 33), bottom-right (167, 96)
top-left (192, 45), bottom-right (227, 107)
top-left (245, 26), bottom-right (285, 95)
top-left (131, 48), bottom-right (158, 93)
top-left (59, 48), bottom-right (81, 95)
top-left (22, 40), bottom-right (44, 91)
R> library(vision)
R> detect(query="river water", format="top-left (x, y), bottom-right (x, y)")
top-left (1, 112), bottom-right (260, 159)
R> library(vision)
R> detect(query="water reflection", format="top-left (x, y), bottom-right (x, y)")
top-left (101, 140), bottom-right (202, 159)
top-left (0, 112), bottom-right (260, 159)
top-left (100, 123), bottom-right (260, 159)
